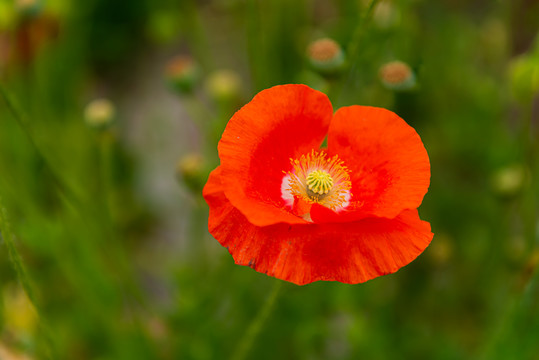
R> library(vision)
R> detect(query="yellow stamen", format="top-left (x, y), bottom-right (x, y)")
top-left (286, 150), bottom-right (351, 209)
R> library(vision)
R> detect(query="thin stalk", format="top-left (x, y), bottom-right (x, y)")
top-left (246, 0), bottom-right (266, 91)
top-left (0, 199), bottom-right (36, 306)
top-left (232, 280), bottom-right (283, 360)
top-left (96, 131), bottom-right (147, 309)
top-left (178, 0), bottom-right (213, 70)
top-left (346, 0), bottom-right (380, 65)
top-left (520, 105), bottom-right (537, 252)
top-left (0, 197), bottom-right (56, 359)
top-left (479, 261), bottom-right (539, 360)
top-left (0, 84), bottom-right (80, 207)
top-left (334, 0), bottom-right (380, 106)
top-left (479, 100), bottom-right (539, 359)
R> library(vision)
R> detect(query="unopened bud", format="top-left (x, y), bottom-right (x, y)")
top-left (379, 60), bottom-right (416, 91)
top-left (84, 98), bottom-right (115, 129)
top-left (373, 0), bottom-right (400, 29)
top-left (205, 69), bottom-right (241, 102)
top-left (428, 234), bottom-right (453, 266)
top-left (176, 153), bottom-right (205, 193)
top-left (307, 37), bottom-right (345, 74)
top-left (165, 55), bottom-right (200, 94)
top-left (479, 19), bottom-right (508, 62)
top-left (491, 164), bottom-right (529, 197)
top-left (15, 0), bottom-right (43, 18)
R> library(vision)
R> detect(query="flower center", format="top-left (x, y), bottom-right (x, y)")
top-left (306, 170), bottom-right (333, 196)
top-left (286, 150), bottom-right (351, 210)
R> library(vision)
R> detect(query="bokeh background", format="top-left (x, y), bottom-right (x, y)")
top-left (1, 0), bottom-right (538, 359)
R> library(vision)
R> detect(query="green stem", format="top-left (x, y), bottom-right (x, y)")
top-left (479, 100), bottom-right (539, 360)
top-left (97, 132), bottom-right (116, 225)
top-left (520, 105), bottom-right (536, 252)
top-left (335, 0), bottom-right (380, 106)
top-left (0, 198), bottom-right (37, 306)
top-left (178, 0), bottom-right (213, 70)
top-left (0, 197), bottom-right (57, 359)
top-left (347, 0), bottom-right (380, 65)
top-left (232, 280), bottom-right (283, 360)
top-left (96, 132), bottom-right (147, 309)
top-left (246, 0), bottom-right (266, 91)
top-left (479, 261), bottom-right (539, 359)
top-left (0, 84), bottom-right (79, 206)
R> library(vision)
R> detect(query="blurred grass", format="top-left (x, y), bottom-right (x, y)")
top-left (0, 0), bottom-right (538, 359)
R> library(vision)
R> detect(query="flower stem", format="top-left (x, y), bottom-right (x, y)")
top-left (479, 100), bottom-right (539, 359)
top-left (0, 198), bottom-right (36, 306)
top-left (520, 105), bottom-right (537, 252)
top-left (347, 0), bottom-right (380, 65)
top-left (0, 197), bottom-right (57, 359)
top-left (0, 84), bottom-right (79, 206)
top-left (232, 280), bottom-right (283, 360)
top-left (334, 0), bottom-right (380, 106)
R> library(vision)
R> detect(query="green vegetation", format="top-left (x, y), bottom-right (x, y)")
top-left (0, 0), bottom-right (538, 359)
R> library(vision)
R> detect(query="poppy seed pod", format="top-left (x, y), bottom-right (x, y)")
top-left (307, 38), bottom-right (345, 74)
top-left (491, 164), bottom-right (528, 197)
top-left (165, 55), bottom-right (200, 94)
top-left (427, 234), bottom-right (453, 266)
top-left (177, 153), bottom-right (205, 193)
top-left (15, 0), bottom-right (43, 17)
top-left (379, 60), bottom-right (416, 91)
top-left (205, 69), bottom-right (241, 102)
top-left (84, 98), bottom-right (115, 129)
top-left (372, 0), bottom-right (400, 29)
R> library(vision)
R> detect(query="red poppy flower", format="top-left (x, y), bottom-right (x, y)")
top-left (203, 84), bottom-right (432, 285)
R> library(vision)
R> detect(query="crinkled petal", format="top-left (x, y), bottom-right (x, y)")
top-left (203, 168), bottom-right (433, 285)
top-left (218, 84), bottom-right (333, 226)
top-left (327, 106), bottom-right (430, 220)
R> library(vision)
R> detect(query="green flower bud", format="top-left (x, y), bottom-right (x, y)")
top-left (491, 164), bottom-right (529, 197)
top-left (307, 37), bottom-right (345, 74)
top-left (176, 153), bottom-right (205, 193)
top-left (84, 98), bottom-right (115, 129)
top-left (372, 0), bottom-right (400, 29)
top-left (427, 234), bottom-right (453, 266)
top-left (479, 19), bottom-right (508, 62)
top-left (165, 55), bottom-right (200, 94)
top-left (15, 0), bottom-right (43, 18)
top-left (205, 69), bottom-right (241, 102)
top-left (379, 60), bottom-right (416, 91)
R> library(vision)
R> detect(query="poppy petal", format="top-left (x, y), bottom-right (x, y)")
top-left (309, 203), bottom-right (369, 223)
top-left (204, 170), bottom-right (433, 285)
top-left (327, 106), bottom-right (430, 220)
top-left (218, 84), bottom-right (333, 226)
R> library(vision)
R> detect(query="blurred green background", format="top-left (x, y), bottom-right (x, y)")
top-left (0, 0), bottom-right (538, 359)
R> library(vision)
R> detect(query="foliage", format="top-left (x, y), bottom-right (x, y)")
top-left (0, 0), bottom-right (538, 359)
